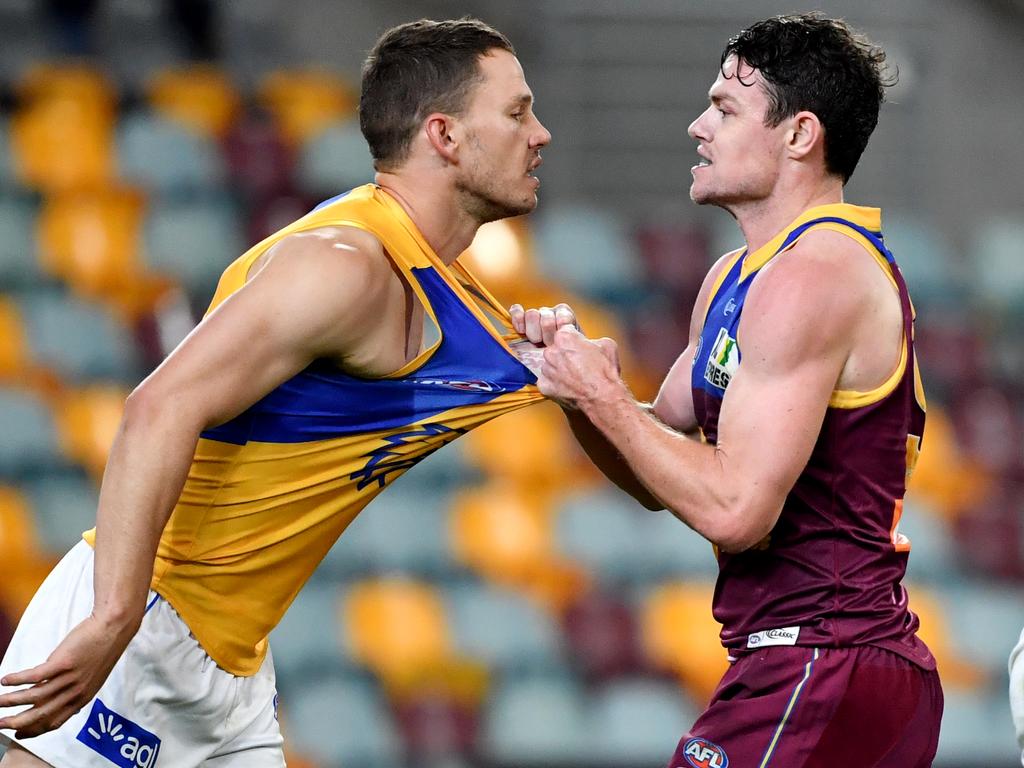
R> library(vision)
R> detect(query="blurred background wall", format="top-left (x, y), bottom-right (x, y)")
top-left (1, 1), bottom-right (1023, 766)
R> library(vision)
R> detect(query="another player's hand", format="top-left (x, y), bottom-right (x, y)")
top-left (538, 326), bottom-right (623, 409)
top-left (0, 613), bottom-right (135, 739)
top-left (509, 302), bottom-right (579, 347)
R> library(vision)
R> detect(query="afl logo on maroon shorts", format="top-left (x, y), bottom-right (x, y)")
top-left (681, 737), bottom-right (729, 768)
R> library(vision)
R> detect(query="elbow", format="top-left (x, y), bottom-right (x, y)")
top-left (702, 494), bottom-right (782, 554)
top-left (123, 382), bottom-right (202, 436)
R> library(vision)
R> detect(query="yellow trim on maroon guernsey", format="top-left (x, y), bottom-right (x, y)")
top-left (701, 248), bottom-right (745, 327)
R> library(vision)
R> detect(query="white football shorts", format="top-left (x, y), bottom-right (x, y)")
top-left (0, 541), bottom-right (284, 767)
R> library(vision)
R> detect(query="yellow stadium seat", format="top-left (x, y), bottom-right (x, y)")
top-left (38, 188), bottom-right (143, 293)
top-left (55, 385), bottom-right (129, 479)
top-left (907, 406), bottom-right (990, 522)
top-left (640, 582), bottom-right (730, 705)
top-left (37, 189), bottom-right (171, 316)
top-left (461, 402), bottom-right (583, 492)
top-left (451, 482), bottom-right (555, 580)
top-left (0, 296), bottom-right (29, 382)
top-left (342, 578), bottom-right (489, 704)
top-left (344, 578), bottom-right (452, 677)
top-left (0, 486), bottom-right (55, 620)
top-left (449, 482), bottom-right (589, 612)
top-left (258, 70), bottom-right (357, 146)
top-left (0, 486), bottom-right (43, 558)
top-left (148, 65), bottom-right (241, 137)
top-left (909, 585), bottom-right (987, 691)
top-left (10, 98), bottom-right (114, 193)
top-left (16, 63), bottom-right (116, 117)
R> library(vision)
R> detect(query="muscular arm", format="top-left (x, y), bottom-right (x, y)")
top-left (0, 227), bottom-right (394, 737)
top-left (539, 235), bottom-right (882, 551)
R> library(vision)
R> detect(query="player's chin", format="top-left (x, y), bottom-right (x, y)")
top-left (689, 184), bottom-right (715, 206)
top-left (508, 192), bottom-right (538, 217)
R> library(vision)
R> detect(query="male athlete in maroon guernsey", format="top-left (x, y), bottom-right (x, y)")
top-left (515, 12), bottom-right (943, 768)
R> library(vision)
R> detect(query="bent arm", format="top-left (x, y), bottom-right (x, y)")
top-left (94, 229), bottom-right (392, 630)
top-left (553, 252), bottom-right (735, 510)
top-left (0, 228), bottom-right (393, 738)
top-left (542, 245), bottom-right (862, 551)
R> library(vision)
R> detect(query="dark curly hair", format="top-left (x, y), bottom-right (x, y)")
top-left (722, 13), bottom-right (895, 183)
top-left (360, 18), bottom-right (514, 171)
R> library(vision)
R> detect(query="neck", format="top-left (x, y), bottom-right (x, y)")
top-left (732, 175), bottom-right (844, 255)
top-left (375, 169), bottom-right (480, 265)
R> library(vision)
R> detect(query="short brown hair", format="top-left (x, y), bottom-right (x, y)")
top-left (359, 18), bottom-right (515, 170)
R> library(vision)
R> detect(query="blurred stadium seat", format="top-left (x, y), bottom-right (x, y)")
top-left (141, 192), bottom-right (244, 301)
top-left (533, 201), bottom-right (644, 305)
top-left (587, 677), bottom-right (699, 765)
top-left (0, 193), bottom-right (43, 289)
top-left (393, 694), bottom-right (479, 761)
top-left (222, 106), bottom-right (296, 201)
top-left (283, 673), bottom-right (403, 768)
top-left (481, 674), bottom-right (589, 766)
top-left (296, 117), bottom-right (376, 195)
top-left (909, 585), bottom-right (987, 690)
top-left (0, 386), bottom-right (65, 477)
top-left (561, 589), bottom-right (645, 683)
top-left (461, 401), bottom-right (581, 491)
top-left (53, 384), bottom-right (127, 480)
top-left (0, 295), bottom-right (31, 381)
top-left (898, 496), bottom-right (959, 584)
top-left (15, 63), bottom-right (116, 114)
top-left (147, 65), bottom-right (241, 138)
top-left (446, 581), bottom-right (565, 674)
top-left (969, 216), bottom-right (1024, 313)
top-left (449, 480), bottom-right (590, 611)
top-left (0, 485), bottom-right (54, 619)
top-left (555, 485), bottom-right (649, 581)
top-left (937, 686), bottom-right (1020, 767)
top-left (117, 111), bottom-right (226, 193)
top-left (12, 289), bottom-right (141, 382)
top-left (883, 214), bottom-right (964, 309)
top-left (37, 187), bottom-right (159, 310)
top-left (342, 578), bottom-right (453, 683)
top-left (269, 580), bottom-right (346, 681)
top-left (258, 69), bottom-right (357, 146)
top-left (22, 472), bottom-right (98, 555)
top-left (10, 90), bottom-right (114, 193)
top-left (639, 581), bottom-right (729, 705)
top-left (327, 482), bottom-right (452, 577)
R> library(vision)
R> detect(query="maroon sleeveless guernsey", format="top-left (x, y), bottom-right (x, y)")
top-left (690, 204), bottom-right (934, 669)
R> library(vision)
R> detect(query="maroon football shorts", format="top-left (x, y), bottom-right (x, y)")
top-left (667, 644), bottom-right (943, 768)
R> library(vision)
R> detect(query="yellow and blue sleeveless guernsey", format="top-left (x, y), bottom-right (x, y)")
top-left (84, 184), bottom-right (544, 675)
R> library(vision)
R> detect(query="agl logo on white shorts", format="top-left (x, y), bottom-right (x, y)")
top-left (76, 699), bottom-right (161, 768)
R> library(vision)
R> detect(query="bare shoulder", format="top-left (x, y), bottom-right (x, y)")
top-left (231, 225), bottom-right (398, 353)
top-left (741, 230), bottom-right (880, 367)
top-left (253, 225), bottom-right (388, 282)
top-left (751, 229), bottom-right (883, 318)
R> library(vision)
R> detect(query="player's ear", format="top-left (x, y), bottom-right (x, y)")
top-left (786, 110), bottom-right (822, 162)
top-left (424, 113), bottom-right (460, 163)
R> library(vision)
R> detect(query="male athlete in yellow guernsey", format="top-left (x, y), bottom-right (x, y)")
top-left (0, 18), bottom-right (552, 768)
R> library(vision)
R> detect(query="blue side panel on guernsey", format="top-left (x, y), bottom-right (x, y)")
top-left (200, 266), bottom-right (535, 445)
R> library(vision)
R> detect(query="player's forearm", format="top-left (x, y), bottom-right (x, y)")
top-left (563, 408), bottom-right (663, 510)
top-left (578, 391), bottom-right (760, 551)
top-left (91, 391), bottom-right (201, 633)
